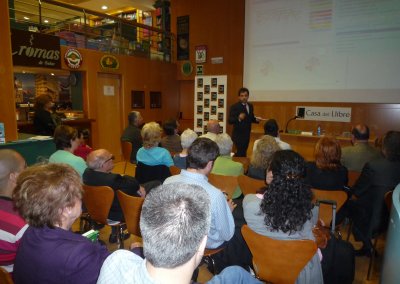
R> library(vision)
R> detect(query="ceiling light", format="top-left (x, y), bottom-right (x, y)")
top-left (23, 16), bottom-right (30, 20)
top-left (101, 5), bottom-right (108, 10)
top-left (50, 73), bottom-right (55, 76)
top-left (44, 19), bottom-right (49, 23)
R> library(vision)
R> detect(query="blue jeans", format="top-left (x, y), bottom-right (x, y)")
top-left (207, 266), bottom-right (262, 284)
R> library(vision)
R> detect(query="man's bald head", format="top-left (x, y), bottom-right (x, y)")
top-left (352, 124), bottom-right (370, 142)
top-left (207, 120), bottom-right (220, 134)
top-left (0, 149), bottom-right (26, 195)
top-left (86, 149), bottom-right (113, 171)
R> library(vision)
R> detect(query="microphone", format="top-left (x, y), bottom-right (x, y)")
top-left (285, 115), bottom-right (300, 133)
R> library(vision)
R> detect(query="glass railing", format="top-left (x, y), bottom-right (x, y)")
top-left (9, 0), bottom-right (174, 62)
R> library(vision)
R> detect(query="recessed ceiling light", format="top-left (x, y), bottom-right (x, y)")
top-left (101, 5), bottom-right (108, 10)
top-left (23, 16), bottom-right (29, 20)
top-left (50, 73), bottom-right (55, 76)
top-left (44, 19), bottom-right (49, 23)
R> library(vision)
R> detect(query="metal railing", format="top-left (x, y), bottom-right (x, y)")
top-left (9, 0), bottom-right (174, 62)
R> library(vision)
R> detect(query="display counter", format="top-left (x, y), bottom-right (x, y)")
top-left (0, 133), bottom-right (56, 165)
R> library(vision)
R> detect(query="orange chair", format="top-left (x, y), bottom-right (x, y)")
top-left (82, 185), bottom-right (126, 248)
top-left (237, 175), bottom-right (265, 196)
top-left (242, 225), bottom-right (317, 283)
top-left (208, 173), bottom-right (238, 199)
top-left (0, 267), bottom-right (13, 284)
top-left (312, 188), bottom-right (348, 227)
top-left (232, 156), bottom-right (250, 173)
top-left (117, 190), bottom-right (144, 237)
top-left (121, 141), bottom-right (134, 174)
top-left (348, 170), bottom-right (361, 187)
top-left (169, 165), bottom-right (181, 176)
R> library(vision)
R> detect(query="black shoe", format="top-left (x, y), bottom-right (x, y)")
top-left (354, 247), bottom-right (372, 257)
top-left (109, 233), bottom-right (130, 244)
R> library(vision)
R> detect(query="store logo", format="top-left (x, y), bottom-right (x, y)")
top-left (100, 55), bottom-right (119, 70)
top-left (64, 48), bottom-right (82, 69)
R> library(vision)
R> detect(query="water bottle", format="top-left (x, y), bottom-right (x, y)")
top-left (317, 125), bottom-right (321, 136)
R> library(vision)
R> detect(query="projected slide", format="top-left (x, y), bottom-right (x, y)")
top-left (244, 0), bottom-right (400, 102)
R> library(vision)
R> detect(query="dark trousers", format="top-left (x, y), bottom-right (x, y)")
top-left (234, 138), bottom-right (249, 157)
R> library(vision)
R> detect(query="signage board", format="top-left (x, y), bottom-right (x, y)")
top-left (11, 29), bottom-right (61, 68)
top-left (296, 106), bottom-right (352, 122)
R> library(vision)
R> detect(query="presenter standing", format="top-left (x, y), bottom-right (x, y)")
top-left (228, 87), bottom-right (259, 157)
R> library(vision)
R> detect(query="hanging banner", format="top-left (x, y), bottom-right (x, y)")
top-left (11, 29), bottom-right (61, 68)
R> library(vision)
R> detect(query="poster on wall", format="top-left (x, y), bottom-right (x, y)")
top-left (177, 16), bottom-right (189, 60)
top-left (194, 75), bottom-right (227, 135)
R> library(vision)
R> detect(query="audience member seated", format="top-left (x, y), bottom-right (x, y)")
top-left (341, 124), bottom-right (381, 172)
top-left (243, 150), bottom-right (323, 284)
top-left (13, 163), bottom-right (109, 283)
top-left (97, 183), bottom-right (261, 284)
top-left (212, 133), bottom-right (244, 199)
top-left (173, 129), bottom-right (198, 169)
top-left (0, 150), bottom-right (28, 273)
top-left (248, 135), bottom-right (280, 180)
top-left (33, 94), bottom-right (57, 136)
top-left (121, 111), bottom-right (143, 163)
top-left (49, 125), bottom-right (87, 178)
top-left (200, 119), bottom-right (221, 141)
top-left (305, 136), bottom-right (348, 190)
top-left (161, 119), bottom-right (183, 153)
top-left (83, 149), bottom-right (147, 243)
top-left (135, 122), bottom-right (173, 183)
top-left (164, 138), bottom-right (235, 249)
top-left (73, 128), bottom-right (92, 160)
top-left (253, 119), bottom-right (291, 151)
top-left (350, 130), bottom-right (400, 256)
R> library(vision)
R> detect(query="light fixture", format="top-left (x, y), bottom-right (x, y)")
top-left (44, 19), bottom-right (49, 23)
top-left (23, 16), bottom-right (30, 20)
top-left (101, 5), bottom-right (108, 10)
top-left (50, 73), bottom-right (55, 76)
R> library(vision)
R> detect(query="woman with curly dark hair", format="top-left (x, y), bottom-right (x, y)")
top-left (305, 136), bottom-right (348, 190)
top-left (243, 150), bottom-right (323, 284)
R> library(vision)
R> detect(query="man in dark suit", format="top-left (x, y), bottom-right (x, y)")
top-left (228, 87), bottom-right (259, 157)
top-left (121, 111), bottom-right (143, 163)
top-left (83, 149), bottom-right (145, 243)
top-left (350, 131), bottom-right (400, 256)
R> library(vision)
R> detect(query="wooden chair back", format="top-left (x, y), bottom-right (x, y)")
top-left (0, 267), bottom-right (13, 284)
top-left (241, 225), bottom-right (317, 283)
top-left (385, 190), bottom-right (394, 213)
top-left (232, 156), bottom-right (250, 173)
top-left (117, 190), bottom-right (144, 237)
top-left (348, 170), bottom-right (361, 187)
top-left (121, 141), bottom-right (133, 174)
top-left (208, 173), bottom-right (238, 199)
top-left (237, 175), bottom-right (265, 196)
top-left (82, 185), bottom-right (114, 224)
top-left (169, 165), bottom-right (181, 176)
top-left (312, 188), bottom-right (348, 226)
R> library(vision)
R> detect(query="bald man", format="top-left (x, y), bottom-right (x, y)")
top-left (200, 119), bottom-right (221, 141)
top-left (341, 124), bottom-right (381, 172)
top-left (83, 149), bottom-right (145, 243)
top-left (0, 149), bottom-right (28, 272)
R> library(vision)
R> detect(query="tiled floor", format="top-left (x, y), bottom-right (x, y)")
top-left (77, 161), bottom-right (384, 283)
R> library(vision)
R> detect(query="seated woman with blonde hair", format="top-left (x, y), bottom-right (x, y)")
top-left (13, 163), bottom-right (109, 283)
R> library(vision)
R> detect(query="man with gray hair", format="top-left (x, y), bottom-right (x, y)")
top-left (341, 124), bottom-right (380, 172)
top-left (83, 149), bottom-right (146, 243)
top-left (0, 149), bottom-right (28, 272)
top-left (200, 119), bottom-right (220, 141)
top-left (121, 111), bottom-right (143, 163)
top-left (97, 183), bottom-right (261, 284)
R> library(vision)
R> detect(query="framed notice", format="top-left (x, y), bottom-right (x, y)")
top-left (194, 75), bottom-right (227, 135)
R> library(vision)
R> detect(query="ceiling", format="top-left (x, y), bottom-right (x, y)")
top-left (58, 0), bottom-right (155, 13)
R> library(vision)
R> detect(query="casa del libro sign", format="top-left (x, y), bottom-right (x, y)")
top-left (11, 29), bottom-right (61, 68)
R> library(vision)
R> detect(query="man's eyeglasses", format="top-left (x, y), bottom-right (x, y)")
top-left (102, 155), bottom-right (115, 167)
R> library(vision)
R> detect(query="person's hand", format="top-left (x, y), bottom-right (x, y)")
top-left (239, 112), bottom-right (246, 121)
top-left (227, 199), bottom-right (237, 212)
top-left (138, 186), bottom-right (146, 197)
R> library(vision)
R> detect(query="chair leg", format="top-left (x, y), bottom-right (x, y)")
top-left (116, 225), bottom-right (124, 249)
top-left (367, 238), bottom-right (378, 280)
top-left (123, 161), bottom-right (128, 174)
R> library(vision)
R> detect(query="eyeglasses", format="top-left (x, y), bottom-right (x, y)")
top-left (101, 155), bottom-right (115, 167)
